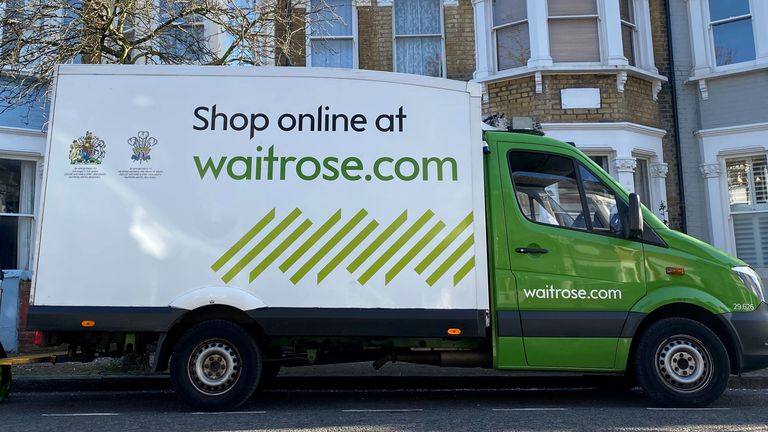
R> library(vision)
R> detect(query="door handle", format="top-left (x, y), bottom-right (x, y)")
top-left (515, 247), bottom-right (549, 254)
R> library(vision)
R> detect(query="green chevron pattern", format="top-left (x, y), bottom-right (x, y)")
top-left (211, 208), bottom-right (477, 288)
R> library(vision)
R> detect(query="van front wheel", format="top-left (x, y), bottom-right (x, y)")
top-left (170, 320), bottom-right (262, 411)
top-left (635, 318), bottom-right (729, 407)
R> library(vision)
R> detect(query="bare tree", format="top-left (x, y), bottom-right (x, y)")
top-left (0, 0), bottom-right (342, 113)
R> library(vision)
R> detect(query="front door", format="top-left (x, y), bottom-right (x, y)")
top-left (501, 148), bottom-right (646, 369)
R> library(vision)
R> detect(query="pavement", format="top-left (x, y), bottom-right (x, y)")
top-left (7, 356), bottom-right (768, 393)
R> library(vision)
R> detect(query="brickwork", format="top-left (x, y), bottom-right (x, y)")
top-left (483, 74), bottom-right (660, 127)
top-left (17, 279), bottom-right (35, 352)
top-left (444, 0), bottom-right (475, 81)
top-left (358, 2), bottom-right (393, 72)
top-left (649, 0), bottom-right (682, 231)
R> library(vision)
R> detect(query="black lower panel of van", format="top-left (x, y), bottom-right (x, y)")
top-left (27, 306), bottom-right (488, 338)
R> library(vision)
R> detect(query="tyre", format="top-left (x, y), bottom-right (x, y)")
top-left (634, 318), bottom-right (730, 407)
top-left (170, 320), bottom-right (262, 411)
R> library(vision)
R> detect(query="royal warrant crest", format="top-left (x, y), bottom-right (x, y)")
top-left (69, 131), bottom-right (106, 164)
top-left (128, 131), bottom-right (157, 163)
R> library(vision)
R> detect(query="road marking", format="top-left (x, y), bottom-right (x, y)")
top-left (191, 411), bottom-right (267, 415)
top-left (492, 408), bottom-right (568, 411)
top-left (342, 409), bottom-right (424, 413)
top-left (646, 408), bottom-right (730, 411)
top-left (42, 413), bottom-right (120, 417)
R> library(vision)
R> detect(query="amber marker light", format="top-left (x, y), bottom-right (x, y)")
top-left (666, 267), bottom-right (685, 276)
top-left (81, 320), bottom-right (96, 328)
top-left (447, 328), bottom-right (462, 335)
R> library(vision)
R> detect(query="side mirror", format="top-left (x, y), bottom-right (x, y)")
top-left (628, 193), bottom-right (643, 239)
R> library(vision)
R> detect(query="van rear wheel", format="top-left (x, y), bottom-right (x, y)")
top-left (635, 318), bottom-right (729, 407)
top-left (170, 320), bottom-right (261, 411)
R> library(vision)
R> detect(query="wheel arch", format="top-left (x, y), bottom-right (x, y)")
top-left (154, 305), bottom-right (266, 373)
top-left (626, 302), bottom-right (741, 375)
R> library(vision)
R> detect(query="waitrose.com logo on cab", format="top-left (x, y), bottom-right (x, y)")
top-left (524, 285), bottom-right (623, 301)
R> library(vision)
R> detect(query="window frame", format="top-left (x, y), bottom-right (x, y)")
top-left (507, 150), bottom-right (622, 237)
top-left (620, 0), bottom-right (638, 66)
top-left (506, 149), bottom-right (667, 246)
top-left (491, 0), bottom-right (529, 72)
top-left (307, 0), bottom-right (359, 69)
top-left (0, 156), bottom-right (38, 270)
top-left (705, 0), bottom-right (757, 71)
top-left (726, 154), bottom-right (768, 214)
top-left (391, 0), bottom-right (447, 78)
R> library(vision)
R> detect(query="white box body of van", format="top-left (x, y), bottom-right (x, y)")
top-left (29, 65), bottom-right (488, 336)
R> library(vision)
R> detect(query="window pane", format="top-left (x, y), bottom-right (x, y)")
top-left (509, 152), bottom-right (586, 230)
top-left (311, 39), bottom-right (354, 68)
top-left (493, 0), bottom-right (526, 27)
top-left (548, 0), bottom-right (597, 16)
top-left (712, 18), bottom-right (756, 66)
top-left (496, 22), bottom-right (529, 70)
top-left (310, 0), bottom-right (354, 37)
top-left (728, 159), bottom-right (752, 209)
top-left (0, 216), bottom-right (18, 269)
top-left (588, 155), bottom-right (610, 173)
top-left (633, 159), bottom-right (651, 208)
top-left (395, 36), bottom-right (442, 77)
top-left (395, 0), bottom-right (441, 36)
top-left (622, 24), bottom-right (636, 66)
top-left (733, 213), bottom-right (768, 269)
top-left (708, 0), bottom-right (750, 22)
top-left (753, 157), bottom-right (768, 205)
top-left (0, 158), bottom-right (22, 214)
top-left (549, 19), bottom-right (600, 62)
top-left (580, 165), bottom-right (622, 233)
top-left (620, 0), bottom-right (635, 23)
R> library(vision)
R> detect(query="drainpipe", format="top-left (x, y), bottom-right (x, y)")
top-left (665, 0), bottom-right (688, 233)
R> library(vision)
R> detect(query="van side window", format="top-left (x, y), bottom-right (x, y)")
top-left (578, 165), bottom-right (623, 234)
top-left (509, 151), bottom-right (625, 236)
top-left (509, 152), bottom-right (587, 230)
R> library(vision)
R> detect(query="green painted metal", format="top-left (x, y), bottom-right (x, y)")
top-left (483, 131), bottom-right (761, 373)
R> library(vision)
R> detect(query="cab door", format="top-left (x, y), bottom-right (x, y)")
top-left (500, 147), bottom-right (646, 369)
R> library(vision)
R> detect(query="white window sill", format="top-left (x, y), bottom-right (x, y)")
top-left (687, 61), bottom-right (768, 83)
top-left (473, 64), bottom-right (667, 85)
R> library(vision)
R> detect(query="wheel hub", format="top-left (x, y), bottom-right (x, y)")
top-left (655, 335), bottom-right (712, 393)
top-left (188, 340), bottom-right (241, 395)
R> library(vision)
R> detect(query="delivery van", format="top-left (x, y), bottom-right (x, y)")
top-left (14, 65), bottom-right (768, 410)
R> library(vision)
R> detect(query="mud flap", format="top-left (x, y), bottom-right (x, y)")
top-left (0, 343), bottom-right (10, 402)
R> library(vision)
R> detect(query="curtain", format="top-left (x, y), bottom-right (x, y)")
top-left (394, 0), bottom-right (442, 77)
top-left (16, 161), bottom-right (34, 270)
top-left (310, 0), bottom-right (354, 67)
